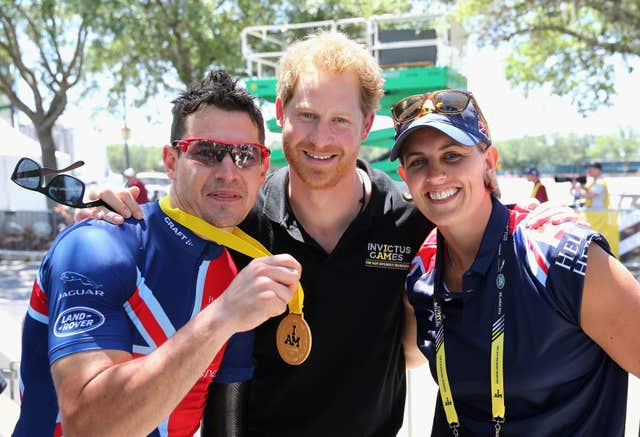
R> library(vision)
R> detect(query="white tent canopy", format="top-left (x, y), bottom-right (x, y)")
top-left (0, 118), bottom-right (70, 211)
top-left (0, 117), bottom-right (41, 157)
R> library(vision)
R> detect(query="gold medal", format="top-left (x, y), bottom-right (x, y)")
top-left (276, 313), bottom-right (312, 365)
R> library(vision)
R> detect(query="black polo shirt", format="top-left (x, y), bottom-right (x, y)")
top-left (239, 160), bottom-right (433, 437)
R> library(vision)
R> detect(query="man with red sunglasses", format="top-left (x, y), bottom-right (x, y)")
top-left (13, 71), bottom-right (300, 437)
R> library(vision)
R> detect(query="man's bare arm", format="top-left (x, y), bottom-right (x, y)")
top-left (52, 255), bottom-right (300, 437)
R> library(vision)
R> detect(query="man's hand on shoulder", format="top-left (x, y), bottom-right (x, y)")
top-left (75, 186), bottom-right (145, 224)
top-left (515, 199), bottom-right (590, 229)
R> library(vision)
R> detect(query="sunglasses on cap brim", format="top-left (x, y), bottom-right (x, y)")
top-left (391, 89), bottom-right (491, 141)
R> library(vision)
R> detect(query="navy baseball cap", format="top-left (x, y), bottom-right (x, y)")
top-left (525, 167), bottom-right (539, 176)
top-left (389, 101), bottom-right (491, 161)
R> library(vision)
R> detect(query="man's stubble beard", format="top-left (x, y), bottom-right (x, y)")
top-left (282, 138), bottom-right (358, 191)
top-left (174, 179), bottom-right (249, 230)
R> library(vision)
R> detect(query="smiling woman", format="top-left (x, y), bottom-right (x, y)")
top-left (392, 88), bottom-right (640, 436)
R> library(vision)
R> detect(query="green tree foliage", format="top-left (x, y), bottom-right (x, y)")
top-left (87, 0), bottom-right (412, 108)
top-left (0, 0), bottom-right (95, 171)
top-left (284, 0), bottom-right (411, 24)
top-left (454, 0), bottom-right (640, 114)
top-left (86, 0), bottom-right (280, 107)
top-left (590, 128), bottom-right (639, 162)
top-left (107, 143), bottom-right (164, 174)
top-left (497, 130), bottom-right (640, 174)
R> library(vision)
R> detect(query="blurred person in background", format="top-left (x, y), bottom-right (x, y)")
top-left (524, 166), bottom-right (548, 203)
top-left (572, 161), bottom-right (619, 258)
top-left (574, 162), bottom-right (609, 211)
top-left (123, 167), bottom-right (149, 204)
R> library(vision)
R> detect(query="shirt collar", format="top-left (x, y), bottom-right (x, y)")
top-left (435, 197), bottom-right (509, 297)
top-left (259, 159), bottom-right (375, 226)
top-left (152, 201), bottom-right (222, 259)
top-left (469, 197), bottom-right (509, 277)
top-left (259, 166), bottom-right (289, 225)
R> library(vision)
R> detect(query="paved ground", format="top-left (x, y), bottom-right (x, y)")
top-left (0, 257), bottom-right (638, 436)
top-left (0, 258), bottom-right (36, 437)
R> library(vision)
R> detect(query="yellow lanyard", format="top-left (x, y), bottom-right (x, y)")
top-left (158, 195), bottom-right (303, 314)
top-left (435, 227), bottom-right (508, 436)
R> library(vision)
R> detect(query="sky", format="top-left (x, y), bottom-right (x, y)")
top-left (462, 46), bottom-right (639, 141)
top-left (50, 39), bottom-right (639, 175)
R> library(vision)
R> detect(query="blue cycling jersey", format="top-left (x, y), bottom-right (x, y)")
top-left (13, 202), bottom-right (254, 437)
top-left (406, 198), bottom-right (627, 436)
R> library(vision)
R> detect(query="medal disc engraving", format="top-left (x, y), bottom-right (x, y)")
top-left (276, 313), bottom-right (312, 365)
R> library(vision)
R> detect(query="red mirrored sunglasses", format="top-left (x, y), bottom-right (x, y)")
top-left (171, 138), bottom-right (270, 169)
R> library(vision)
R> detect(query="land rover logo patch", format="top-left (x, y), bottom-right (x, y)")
top-left (54, 306), bottom-right (105, 337)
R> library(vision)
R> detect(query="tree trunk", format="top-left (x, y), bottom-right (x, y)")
top-left (35, 123), bottom-right (58, 210)
top-left (36, 125), bottom-right (58, 175)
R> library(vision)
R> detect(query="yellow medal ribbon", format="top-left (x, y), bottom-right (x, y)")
top-left (158, 195), bottom-right (303, 314)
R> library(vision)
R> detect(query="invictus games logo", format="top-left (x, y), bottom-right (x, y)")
top-left (365, 242), bottom-right (412, 270)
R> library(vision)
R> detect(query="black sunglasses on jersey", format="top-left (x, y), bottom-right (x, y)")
top-left (11, 157), bottom-right (115, 211)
